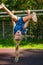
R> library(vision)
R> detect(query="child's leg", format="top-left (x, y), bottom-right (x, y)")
top-left (23, 9), bottom-right (37, 23)
top-left (23, 10), bottom-right (31, 22)
top-left (23, 13), bottom-right (37, 23)
top-left (23, 15), bottom-right (32, 23)
top-left (1, 3), bottom-right (18, 22)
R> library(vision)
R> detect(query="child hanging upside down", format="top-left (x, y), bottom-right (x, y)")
top-left (0, 3), bottom-right (37, 62)
top-left (0, 3), bottom-right (37, 40)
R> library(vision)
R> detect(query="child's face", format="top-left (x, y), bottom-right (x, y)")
top-left (16, 30), bottom-right (22, 35)
top-left (15, 30), bottom-right (22, 40)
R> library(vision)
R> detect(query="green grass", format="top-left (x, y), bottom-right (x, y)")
top-left (0, 38), bottom-right (43, 49)
top-left (20, 43), bottom-right (43, 49)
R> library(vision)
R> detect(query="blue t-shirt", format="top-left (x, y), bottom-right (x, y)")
top-left (14, 17), bottom-right (26, 34)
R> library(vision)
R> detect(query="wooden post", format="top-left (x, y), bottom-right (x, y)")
top-left (25, 29), bottom-right (28, 41)
top-left (2, 21), bottom-right (5, 38)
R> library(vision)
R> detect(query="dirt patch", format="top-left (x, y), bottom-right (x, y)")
top-left (0, 48), bottom-right (43, 65)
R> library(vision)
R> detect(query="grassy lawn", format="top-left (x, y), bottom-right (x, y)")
top-left (0, 38), bottom-right (43, 49)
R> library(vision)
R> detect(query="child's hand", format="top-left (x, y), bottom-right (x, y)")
top-left (12, 10), bottom-right (15, 14)
top-left (27, 10), bottom-right (30, 14)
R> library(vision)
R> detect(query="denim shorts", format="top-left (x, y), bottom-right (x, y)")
top-left (14, 17), bottom-right (26, 34)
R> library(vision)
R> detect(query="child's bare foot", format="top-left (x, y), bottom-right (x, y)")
top-left (0, 3), bottom-right (5, 9)
top-left (32, 12), bottom-right (37, 22)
